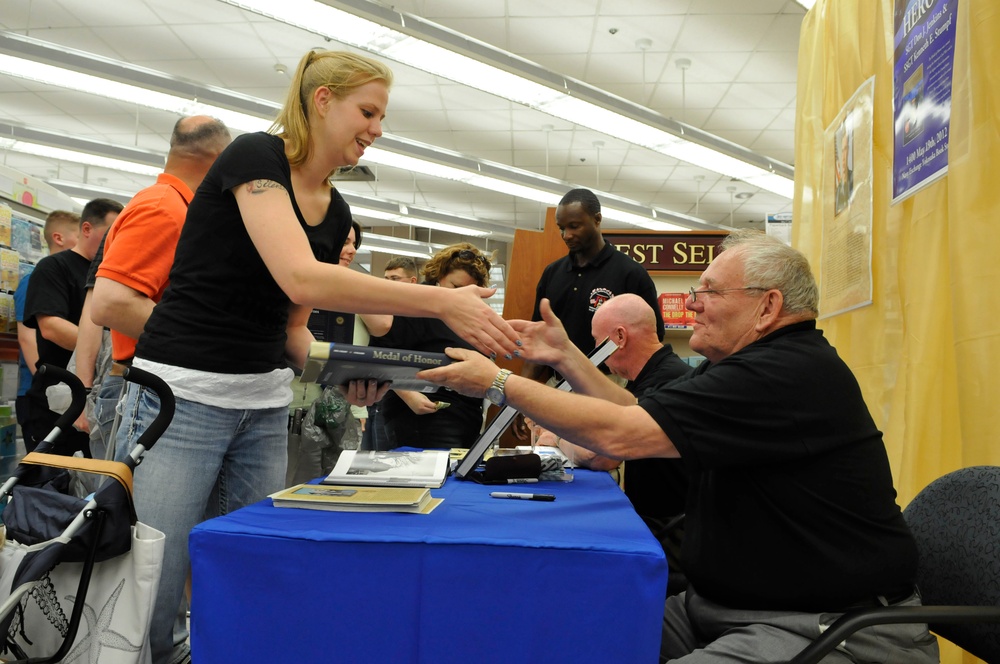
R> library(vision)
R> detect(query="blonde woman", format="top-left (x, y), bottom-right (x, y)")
top-left (114, 51), bottom-right (518, 664)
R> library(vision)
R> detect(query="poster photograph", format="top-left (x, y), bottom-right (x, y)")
top-left (834, 121), bottom-right (854, 216)
top-left (892, 0), bottom-right (958, 202)
top-left (820, 78), bottom-right (874, 319)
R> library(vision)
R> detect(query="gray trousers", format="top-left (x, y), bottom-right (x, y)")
top-left (661, 587), bottom-right (940, 663)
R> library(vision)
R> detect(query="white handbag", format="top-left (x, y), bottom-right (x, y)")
top-left (1, 522), bottom-right (164, 664)
top-left (0, 450), bottom-right (165, 664)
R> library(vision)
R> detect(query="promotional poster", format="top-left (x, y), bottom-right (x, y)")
top-left (892, 0), bottom-right (958, 202)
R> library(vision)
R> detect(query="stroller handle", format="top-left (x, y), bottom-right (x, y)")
top-left (37, 363), bottom-right (89, 438)
top-left (122, 366), bottom-right (176, 453)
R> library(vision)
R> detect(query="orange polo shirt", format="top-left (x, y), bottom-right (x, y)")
top-left (95, 172), bottom-right (194, 362)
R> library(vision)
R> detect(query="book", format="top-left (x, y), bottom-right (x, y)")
top-left (658, 292), bottom-right (695, 328)
top-left (323, 449), bottom-right (451, 488)
top-left (270, 484), bottom-right (441, 514)
top-left (301, 341), bottom-right (452, 393)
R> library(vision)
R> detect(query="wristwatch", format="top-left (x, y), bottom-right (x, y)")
top-left (486, 369), bottom-right (513, 407)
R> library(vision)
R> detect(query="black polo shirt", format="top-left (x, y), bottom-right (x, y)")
top-left (639, 321), bottom-right (918, 612)
top-left (623, 345), bottom-right (691, 519)
top-left (532, 241), bottom-right (663, 355)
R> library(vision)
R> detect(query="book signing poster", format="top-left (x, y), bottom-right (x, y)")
top-left (892, 0), bottom-right (958, 202)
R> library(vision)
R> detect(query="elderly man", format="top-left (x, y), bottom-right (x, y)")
top-left (421, 230), bottom-right (938, 663)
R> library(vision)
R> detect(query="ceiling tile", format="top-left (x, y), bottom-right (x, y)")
top-left (0, 0), bottom-right (802, 237)
top-left (674, 14), bottom-right (775, 53)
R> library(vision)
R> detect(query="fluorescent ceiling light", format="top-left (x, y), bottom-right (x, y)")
top-left (350, 206), bottom-right (491, 237)
top-left (795, 0), bottom-right (817, 9)
top-left (0, 32), bottom-right (720, 231)
top-left (0, 137), bottom-right (162, 177)
top-left (363, 148), bottom-right (560, 208)
top-left (0, 54), bottom-right (270, 134)
top-left (351, 204), bottom-right (494, 237)
top-left (219, 0), bottom-right (794, 198)
top-left (392, 216), bottom-right (489, 237)
top-left (46, 178), bottom-right (136, 206)
top-left (363, 140), bottom-right (707, 231)
top-left (357, 232), bottom-right (438, 259)
top-left (601, 209), bottom-right (687, 232)
top-left (341, 192), bottom-right (507, 238)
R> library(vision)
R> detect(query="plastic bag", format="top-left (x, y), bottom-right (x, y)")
top-left (285, 387), bottom-right (352, 486)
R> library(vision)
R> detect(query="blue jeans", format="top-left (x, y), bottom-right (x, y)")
top-left (115, 382), bottom-right (288, 664)
top-left (90, 373), bottom-right (124, 461)
top-left (360, 404), bottom-right (391, 451)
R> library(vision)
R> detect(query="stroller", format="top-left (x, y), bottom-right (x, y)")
top-left (0, 363), bottom-right (174, 663)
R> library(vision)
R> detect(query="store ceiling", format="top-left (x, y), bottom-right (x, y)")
top-left (0, 0), bottom-right (805, 239)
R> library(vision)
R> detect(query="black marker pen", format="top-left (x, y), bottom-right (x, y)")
top-left (489, 492), bottom-right (556, 502)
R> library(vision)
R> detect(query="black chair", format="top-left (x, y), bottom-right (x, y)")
top-left (790, 465), bottom-right (1000, 664)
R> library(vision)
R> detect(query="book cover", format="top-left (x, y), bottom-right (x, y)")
top-left (301, 341), bottom-right (452, 393)
top-left (11, 217), bottom-right (32, 255)
top-left (1, 248), bottom-right (19, 291)
top-left (0, 292), bottom-right (14, 334)
top-left (0, 203), bottom-right (11, 248)
top-left (658, 292), bottom-right (694, 328)
top-left (270, 484), bottom-right (441, 514)
top-left (323, 449), bottom-right (451, 488)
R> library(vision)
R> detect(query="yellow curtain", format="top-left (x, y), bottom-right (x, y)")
top-left (795, 2), bottom-right (1000, 663)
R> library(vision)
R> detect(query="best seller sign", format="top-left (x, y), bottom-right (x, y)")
top-left (603, 231), bottom-right (728, 274)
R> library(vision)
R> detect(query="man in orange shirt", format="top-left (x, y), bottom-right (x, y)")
top-left (89, 116), bottom-right (230, 446)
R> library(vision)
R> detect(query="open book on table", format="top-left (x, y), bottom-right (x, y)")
top-left (322, 449), bottom-right (451, 489)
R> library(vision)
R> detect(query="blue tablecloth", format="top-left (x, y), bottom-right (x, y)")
top-left (189, 469), bottom-right (668, 663)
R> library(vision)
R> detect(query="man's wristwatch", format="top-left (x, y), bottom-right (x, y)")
top-left (486, 369), bottom-right (513, 407)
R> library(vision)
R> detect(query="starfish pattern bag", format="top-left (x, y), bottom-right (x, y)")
top-left (0, 364), bottom-right (171, 664)
top-left (0, 516), bottom-right (165, 664)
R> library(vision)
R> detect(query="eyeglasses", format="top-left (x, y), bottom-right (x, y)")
top-left (452, 249), bottom-right (491, 273)
top-left (688, 286), bottom-right (767, 302)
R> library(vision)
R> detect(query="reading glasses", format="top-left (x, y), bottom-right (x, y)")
top-left (688, 286), bottom-right (768, 302)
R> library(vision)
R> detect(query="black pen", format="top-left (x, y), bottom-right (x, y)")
top-left (489, 492), bottom-right (556, 502)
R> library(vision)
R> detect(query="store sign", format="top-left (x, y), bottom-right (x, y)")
top-left (604, 231), bottom-right (728, 273)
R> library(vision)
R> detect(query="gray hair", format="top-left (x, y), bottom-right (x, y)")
top-left (720, 229), bottom-right (819, 317)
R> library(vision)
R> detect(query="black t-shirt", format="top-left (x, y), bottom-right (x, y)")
top-left (532, 241), bottom-right (664, 355)
top-left (23, 250), bottom-right (90, 370)
top-left (623, 345), bottom-right (691, 519)
top-left (135, 132), bottom-right (351, 373)
top-left (639, 320), bottom-right (918, 611)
